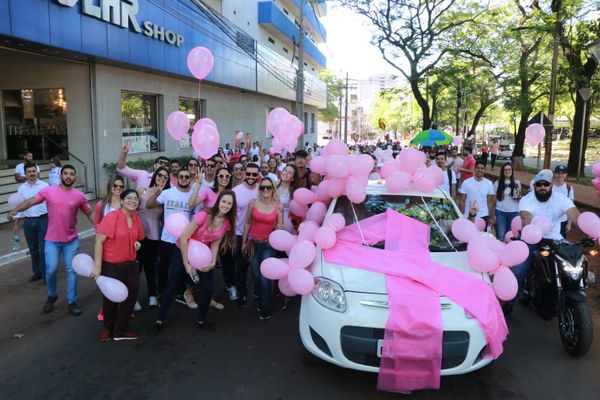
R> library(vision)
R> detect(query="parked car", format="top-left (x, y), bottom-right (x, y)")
top-left (497, 144), bottom-right (514, 160)
top-left (299, 181), bottom-right (493, 375)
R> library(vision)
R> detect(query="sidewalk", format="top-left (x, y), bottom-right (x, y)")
top-left (484, 167), bottom-right (600, 212)
top-left (0, 199), bottom-right (98, 267)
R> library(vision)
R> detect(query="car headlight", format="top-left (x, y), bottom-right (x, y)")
top-left (312, 277), bottom-right (347, 313)
top-left (557, 256), bottom-right (583, 281)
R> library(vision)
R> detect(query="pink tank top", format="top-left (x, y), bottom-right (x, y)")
top-left (249, 205), bottom-right (278, 241)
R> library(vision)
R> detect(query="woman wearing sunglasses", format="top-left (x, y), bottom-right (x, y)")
top-left (242, 177), bottom-right (283, 320)
top-left (135, 167), bottom-right (171, 308)
top-left (94, 176), bottom-right (124, 226)
top-left (277, 164), bottom-right (300, 233)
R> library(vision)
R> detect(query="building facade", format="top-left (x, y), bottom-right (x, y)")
top-left (0, 0), bottom-right (326, 195)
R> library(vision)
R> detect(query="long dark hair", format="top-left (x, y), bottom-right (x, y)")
top-left (149, 167), bottom-right (171, 190)
top-left (102, 176), bottom-right (124, 208)
top-left (206, 190), bottom-right (237, 254)
top-left (212, 166), bottom-right (232, 193)
top-left (496, 162), bottom-right (517, 201)
top-left (277, 164), bottom-right (300, 199)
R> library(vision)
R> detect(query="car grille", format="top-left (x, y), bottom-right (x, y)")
top-left (340, 326), bottom-right (469, 369)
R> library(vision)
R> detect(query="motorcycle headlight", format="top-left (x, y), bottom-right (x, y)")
top-left (312, 277), bottom-right (347, 313)
top-left (557, 255), bottom-right (583, 281)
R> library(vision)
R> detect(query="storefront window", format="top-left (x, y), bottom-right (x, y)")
top-left (3, 88), bottom-right (69, 160)
top-left (121, 91), bottom-right (159, 153)
top-left (177, 98), bottom-right (206, 148)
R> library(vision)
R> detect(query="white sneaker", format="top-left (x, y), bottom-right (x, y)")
top-left (148, 296), bottom-right (158, 307)
top-left (228, 286), bottom-right (238, 301)
top-left (134, 301), bottom-right (142, 312)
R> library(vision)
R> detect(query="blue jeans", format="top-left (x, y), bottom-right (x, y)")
top-left (23, 215), bottom-right (48, 276)
top-left (509, 243), bottom-right (537, 304)
top-left (45, 238), bottom-right (80, 304)
top-left (495, 210), bottom-right (518, 241)
top-left (249, 241), bottom-right (275, 313)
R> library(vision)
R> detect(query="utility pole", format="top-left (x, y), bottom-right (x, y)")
top-left (344, 72), bottom-right (349, 143)
top-left (295, 0), bottom-right (305, 143)
top-left (545, 0), bottom-right (561, 169)
top-left (338, 96), bottom-right (342, 140)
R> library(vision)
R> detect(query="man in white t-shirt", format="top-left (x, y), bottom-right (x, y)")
top-left (14, 152), bottom-right (40, 183)
top-left (447, 148), bottom-right (463, 184)
top-left (260, 161), bottom-right (279, 184)
top-left (248, 142), bottom-right (260, 160)
top-left (552, 165), bottom-right (574, 237)
top-left (435, 152), bottom-right (457, 198)
top-left (459, 161), bottom-right (495, 227)
top-left (232, 163), bottom-right (259, 305)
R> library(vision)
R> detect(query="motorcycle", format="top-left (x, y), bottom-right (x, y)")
top-left (519, 238), bottom-right (596, 357)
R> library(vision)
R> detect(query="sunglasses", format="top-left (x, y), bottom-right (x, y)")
top-left (113, 184), bottom-right (124, 188)
top-left (259, 186), bottom-right (273, 191)
top-left (156, 173), bottom-right (168, 179)
top-left (246, 172), bottom-right (259, 177)
top-left (218, 174), bottom-right (231, 179)
top-left (535, 182), bottom-right (551, 188)
top-left (205, 164), bottom-right (215, 168)
top-left (178, 175), bottom-right (191, 180)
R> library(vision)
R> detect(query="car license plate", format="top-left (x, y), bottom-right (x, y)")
top-left (376, 339), bottom-right (384, 358)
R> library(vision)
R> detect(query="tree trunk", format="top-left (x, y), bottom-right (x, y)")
top-left (512, 111), bottom-right (530, 169)
top-left (567, 94), bottom-right (593, 176)
top-left (409, 78), bottom-right (431, 131)
top-left (468, 102), bottom-right (492, 138)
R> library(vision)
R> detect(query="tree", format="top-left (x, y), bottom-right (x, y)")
top-left (317, 69), bottom-right (344, 124)
top-left (336, 0), bottom-right (485, 130)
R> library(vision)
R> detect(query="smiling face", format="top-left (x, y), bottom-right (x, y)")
top-left (218, 194), bottom-right (234, 215)
top-left (25, 165), bottom-right (38, 183)
top-left (122, 192), bottom-right (140, 211)
top-left (244, 166), bottom-right (260, 186)
top-left (475, 163), bottom-right (485, 179)
top-left (232, 162), bottom-right (244, 181)
top-left (111, 178), bottom-right (124, 196)
top-left (281, 165), bottom-right (295, 183)
top-left (502, 164), bottom-right (513, 178)
top-left (217, 169), bottom-right (231, 188)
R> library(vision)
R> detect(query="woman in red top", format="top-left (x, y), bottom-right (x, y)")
top-left (243, 177), bottom-right (283, 320)
top-left (152, 190), bottom-right (237, 332)
top-left (91, 189), bottom-right (144, 342)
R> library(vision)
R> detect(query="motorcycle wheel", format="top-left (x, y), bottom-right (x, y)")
top-left (559, 299), bottom-right (594, 357)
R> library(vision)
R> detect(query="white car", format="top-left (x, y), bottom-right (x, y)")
top-left (299, 181), bottom-right (493, 375)
top-left (497, 144), bottom-right (514, 160)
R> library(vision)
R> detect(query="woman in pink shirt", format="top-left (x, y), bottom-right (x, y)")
top-left (243, 177), bottom-right (283, 320)
top-left (94, 176), bottom-right (124, 226)
top-left (152, 190), bottom-right (237, 332)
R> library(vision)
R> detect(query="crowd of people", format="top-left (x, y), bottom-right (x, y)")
top-left (7, 136), bottom-right (582, 339)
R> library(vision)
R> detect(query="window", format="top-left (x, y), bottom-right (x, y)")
top-left (121, 91), bottom-right (159, 154)
top-left (310, 113), bottom-right (315, 133)
top-left (283, 8), bottom-right (289, 15)
top-left (303, 112), bottom-right (308, 134)
top-left (3, 88), bottom-right (69, 160)
top-left (268, 37), bottom-right (275, 44)
top-left (178, 98), bottom-right (206, 148)
top-left (283, 47), bottom-right (289, 53)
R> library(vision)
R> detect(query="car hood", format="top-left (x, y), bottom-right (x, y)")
top-left (316, 251), bottom-right (486, 294)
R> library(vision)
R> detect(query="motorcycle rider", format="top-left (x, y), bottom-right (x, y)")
top-left (507, 170), bottom-right (580, 313)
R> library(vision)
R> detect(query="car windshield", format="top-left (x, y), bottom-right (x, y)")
top-left (333, 194), bottom-right (466, 252)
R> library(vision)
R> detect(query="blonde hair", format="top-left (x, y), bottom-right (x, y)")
top-left (258, 177), bottom-right (279, 204)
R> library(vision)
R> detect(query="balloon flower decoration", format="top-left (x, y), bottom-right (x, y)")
top-left (267, 108), bottom-right (304, 153)
top-left (525, 123), bottom-right (545, 147)
top-left (72, 254), bottom-right (129, 303)
top-left (377, 147), bottom-right (446, 193)
top-left (577, 212), bottom-right (600, 243)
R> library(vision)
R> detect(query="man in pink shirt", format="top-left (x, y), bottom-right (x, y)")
top-left (117, 143), bottom-right (170, 190)
top-left (460, 147), bottom-right (476, 182)
top-left (8, 165), bottom-right (93, 316)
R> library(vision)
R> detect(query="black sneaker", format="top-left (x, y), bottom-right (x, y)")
top-left (197, 321), bottom-right (216, 331)
top-left (175, 294), bottom-right (187, 306)
top-left (236, 296), bottom-right (247, 306)
top-left (43, 296), bottom-right (58, 313)
top-left (151, 321), bottom-right (163, 335)
top-left (259, 310), bottom-right (271, 321)
top-left (29, 274), bottom-right (42, 283)
top-left (68, 302), bottom-right (82, 316)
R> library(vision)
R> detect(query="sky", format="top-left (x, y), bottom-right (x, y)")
top-left (319, 4), bottom-right (399, 80)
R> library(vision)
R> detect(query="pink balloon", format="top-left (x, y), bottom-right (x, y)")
top-left (451, 218), bottom-right (480, 243)
top-left (504, 231), bottom-right (515, 243)
top-left (298, 221), bottom-right (319, 242)
top-left (345, 176), bottom-right (366, 204)
top-left (413, 168), bottom-right (437, 192)
top-left (429, 165), bottom-right (444, 185)
top-left (326, 155), bottom-right (350, 179)
top-left (310, 156), bottom-right (327, 174)
top-left (531, 216), bottom-right (552, 235)
top-left (7, 193), bottom-right (24, 208)
top-left (165, 213), bottom-right (189, 239)
top-left (192, 122), bottom-right (220, 160)
top-left (289, 240), bottom-right (317, 269)
top-left (286, 115), bottom-right (304, 139)
top-left (577, 212), bottom-right (600, 239)
top-left (397, 147), bottom-right (423, 174)
top-left (96, 276), bottom-right (128, 303)
top-left (236, 131), bottom-right (244, 140)
top-left (315, 181), bottom-right (332, 202)
top-left (196, 117), bottom-right (217, 130)
top-left (500, 240), bottom-right (530, 267)
top-left (592, 178), bottom-right (600, 191)
top-left (278, 277), bottom-right (297, 297)
top-left (187, 46), bottom-right (214, 80)
top-left (525, 123), bottom-right (545, 147)
top-left (467, 237), bottom-right (500, 272)
top-left (385, 171), bottom-right (411, 192)
top-left (521, 224), bottom-right (542, 244)
top-left (327, 178), bottom-right (346, 199)
top-left (492, 266), bottom-right (518, 301)
top-left (289, 199), bottom-right (309, 217)
top-left (294, 188), bottom-right (318, 205)
top-left (188, 240), bottom-right (213, 269)
top-left (380, 161), bottom-right (402, 179)
top-left (288, 268), bottom-right (315, 295)
top-left (453, 136), bottom-right (463, 146)
top-left (272, 137), bottom-right (284, 152)
top-left (267, 107), bottom-right (290, 137)
top-left (72, 253), bottom-right (94, 277)
top-left (269, 230), bottom-right (297, 252)
top-left (260, 257), bottom-right (289, 280)
top-left (314, 226), bottom-right (337, 249)
top-left (326, 139), bottom-right (349, 156)
top-left (324, 213), bottom-right (345, 232)
top-left (511, 216), bottom-right (522, 237)
top-left (306, 202), bottom-right (327, 225)
top-left (475, 217), bottom-right (486, 232)
top-left (166, 111), bottom-right (190, 141)
top-left (592, 161), bottom-right (600, 176)
top-left (349, 154), bottom-right (374, 177)
top-left (485, 236), bottom-right (506, 255)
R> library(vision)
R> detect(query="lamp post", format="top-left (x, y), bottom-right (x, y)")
top-left (577, 88), bottom-right (594, 181)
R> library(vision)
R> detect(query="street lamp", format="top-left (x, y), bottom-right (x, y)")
top-left (588, 40), bottom-right (600, 64)
top-left (577, 88), bottom-right (594, 181)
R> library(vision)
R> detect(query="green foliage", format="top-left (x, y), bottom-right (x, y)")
top-left (318, 69), bottom-right (344, 124)
top-left (102, 156), bottom-right (191, 176)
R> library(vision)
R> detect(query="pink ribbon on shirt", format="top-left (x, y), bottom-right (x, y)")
top-left (324, 209), bottom-right (508, 393)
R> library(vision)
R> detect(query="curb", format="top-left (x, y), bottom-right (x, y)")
top-left (0, 228), bottom-right (96, 268)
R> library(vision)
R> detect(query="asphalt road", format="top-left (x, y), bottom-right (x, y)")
top-left (1, 236), bottom-right (600, 400)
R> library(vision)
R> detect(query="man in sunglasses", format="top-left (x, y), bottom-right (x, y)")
top-left (232, 163), bottom-right (260, 305)
top-left (117, 142), bottom-right (169, 190)
top-left (202, 157), bottom-right (218, 189)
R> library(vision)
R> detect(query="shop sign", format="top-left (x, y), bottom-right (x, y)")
top-left (56, 0), bottom-right (184, 47)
